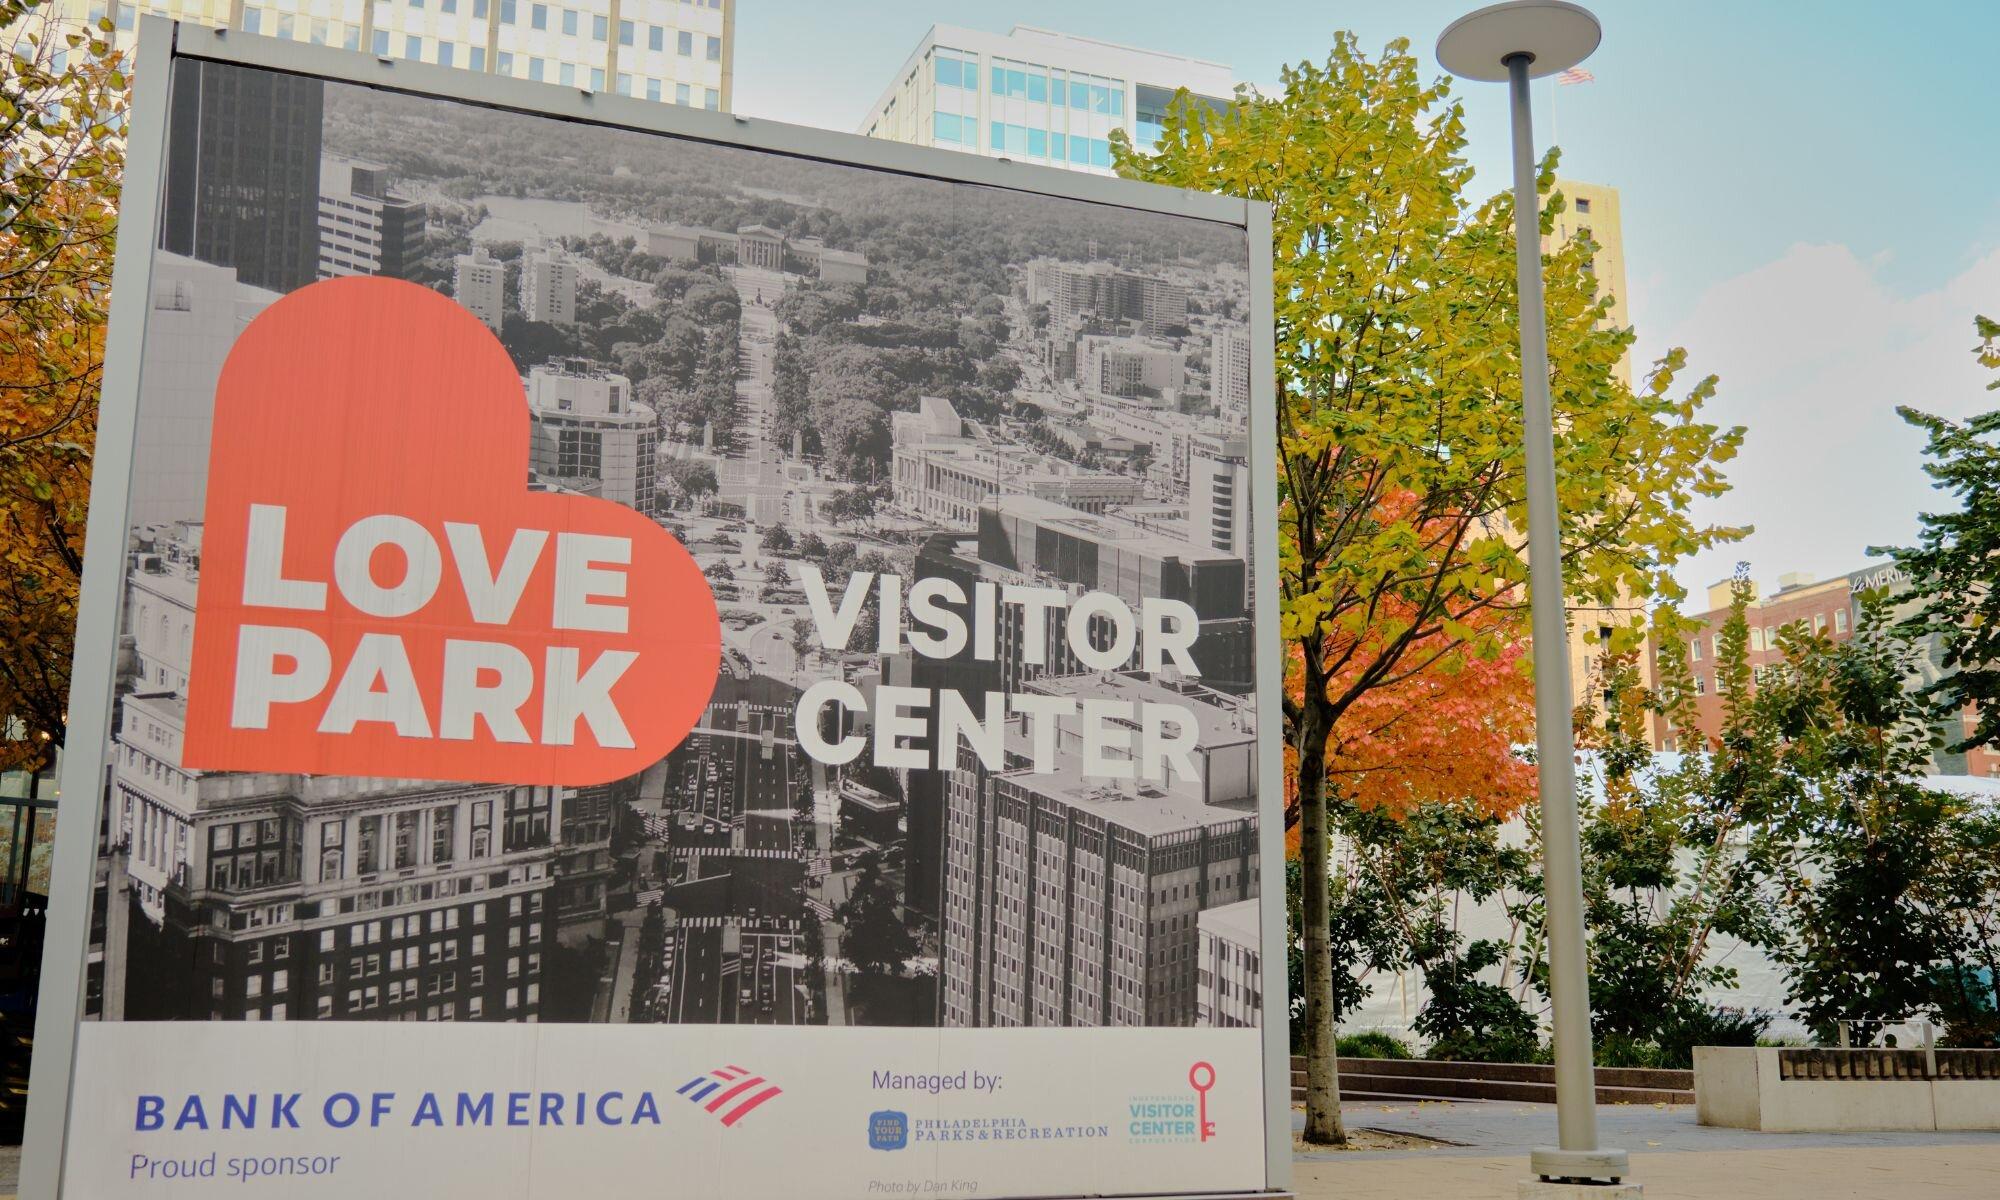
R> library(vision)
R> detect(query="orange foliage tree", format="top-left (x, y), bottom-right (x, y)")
top-left (1283, 582), bottom-right (1539, 859)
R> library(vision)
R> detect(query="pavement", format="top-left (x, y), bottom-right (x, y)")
top-left (1293, 1101), bottom-right (2000, 1199)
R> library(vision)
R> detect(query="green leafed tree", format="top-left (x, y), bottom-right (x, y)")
top-left (1882, 315), bottom-right (2000, 752)
top-left (1116, 35), bottom-right (1742, 1143)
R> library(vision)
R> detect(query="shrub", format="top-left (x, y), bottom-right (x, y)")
top-left (1336, 1031), bottom-right (1413, 1060)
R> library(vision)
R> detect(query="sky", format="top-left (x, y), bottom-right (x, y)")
top-left (732, 0), bottom-right (2000, 604)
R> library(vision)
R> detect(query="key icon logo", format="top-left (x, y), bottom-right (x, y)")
top-left (1188, 1061), bottom-right (1217, 1142)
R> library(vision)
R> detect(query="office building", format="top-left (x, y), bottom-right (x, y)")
top-left (129, 255), bottom-right (281, 528)
top-left (454, 248), bottom-right (507, 334)
top-left (1195, 898), bottom-right (1261, 1028)
top-left (96, 523), bottom-right (561, 1023)
top-left (939, 671), bottom-right (1259, 1028)
top-left (1210, 329), bottom-right (1251, 419)
top-left (1548, 178), bottom-right (1629, 383)
top-left (159, 57), bottom-right (324, 293)
top-left (56, 0), bottom-right (734, 112)
top-left (1648, 565), bottom-right (2000, 777)
top-left (860, 24), bottom-right (1235, 174)
top-left (977, 497), bottom-right (1251, 691)
top-left (318, 157), bottom-right (427, 280)
top-left (525, 358), bottom-right (658, 515)
top-left (1033, 261), bottom-right (1189, 340)
top-left (890, 397), bottom-right (1145, 528)
top-left (521, 247), bottom-right (578, 325)
top-left (1187, 433), bottom-right (1249, 562)
top-left (1076, 334), bottom-right (1184, 402)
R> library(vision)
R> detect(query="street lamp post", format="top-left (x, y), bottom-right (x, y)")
top-left (1437, 2), bottom-right (1632, 1191)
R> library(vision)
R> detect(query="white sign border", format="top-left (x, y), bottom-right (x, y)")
top-left (22, 17), bottom-right (1290, 1198)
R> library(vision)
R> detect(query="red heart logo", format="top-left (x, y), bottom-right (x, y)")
top-left (182, 276), bottom-right (721, 786)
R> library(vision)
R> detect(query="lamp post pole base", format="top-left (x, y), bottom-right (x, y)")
top-left (1520, 1183), bottom-right (1643, 1199)
top-left (1529, 1145), bottom-right (1633, 1184)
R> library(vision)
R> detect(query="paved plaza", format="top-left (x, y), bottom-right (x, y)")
top-left (1293, 1102), bottom-right (2000, 1199)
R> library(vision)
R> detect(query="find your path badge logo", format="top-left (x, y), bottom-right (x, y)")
top-left (1125, 1062), bottom-right (1217, 1146)
top-left (868, 1109), bottom-right (909, 1151)
top-left (182, 276), bottom-right (721, 786)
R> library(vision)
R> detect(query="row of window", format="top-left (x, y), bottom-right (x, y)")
top-left (933, 114), bottom-right (1114, 168)
top-left (930, 51), bottom-right (1127, 117)
top-left (1687, 608), bottom-right (1851, 662)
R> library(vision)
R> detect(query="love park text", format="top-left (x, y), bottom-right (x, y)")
top-left (222, 505), bottom-right (639, 749)
top-left (789, 564), bottom-right (1207, 781)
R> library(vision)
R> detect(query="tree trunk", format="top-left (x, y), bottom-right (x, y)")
top-left (1296, 677), bottom-right (1346, 1145)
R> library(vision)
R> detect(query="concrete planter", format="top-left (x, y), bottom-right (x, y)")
top-left (1695, 1045), bottom-right (2000, 1132)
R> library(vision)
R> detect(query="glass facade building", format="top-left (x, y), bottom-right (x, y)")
top-left (862, 25), bottom-right (1236, 175)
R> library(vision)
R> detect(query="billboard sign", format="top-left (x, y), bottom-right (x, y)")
top-left (25, 20), bottom-right (1285, 1200)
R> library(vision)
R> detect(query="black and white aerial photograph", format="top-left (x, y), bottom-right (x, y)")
top-left (93, 56), bottom-right (1264, 1034)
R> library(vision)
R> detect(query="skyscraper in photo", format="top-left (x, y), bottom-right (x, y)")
top-left (159, 57), bottom-right (324, 292)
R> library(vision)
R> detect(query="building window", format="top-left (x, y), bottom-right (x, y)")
top-left (647, 78), bottom-right (661, 101)
top-left (1576, 197), bottom-right (1592, 214)
top-left (704, 88), bottom-right (718, 111)
top-left (240, 6), bottom-right (261, 33)
top-left (405, 35), bottom-right (422, 61)
top-left (470, 47), bottom-right (485, 72)
top-left (530, 4), bottom-right (546, 30)
top-left (1694, 673), bottom-right (1707, 696)
top-left (373, 29), bottom-right (390, 55)
top-left (592, 14), bottom-right (607, 40)
top-left (705, 35), bottom-right (720, 62)
top-left (591, 67), bottom-right (605, 91)
top-left (528, 57), bottom-right (544, 82)
top-left (649, 25), bottom-right (663, 51)
top-left (561, 9), bottom-right (577, 35)
top-left (438, 42), bottom-right (454, 69)
top-left (1835, 609), bottom-right (1849, 634)
top-left (498, 51), bottom-right (514, 75)
top-left (500, 0), bottom-right (515, 21)
top-left (618, 19), bottom-right (634, 45)
top-left (676, 82), bottom-right (690, 105)
top-left (677, 30), bottom-right (691, 55)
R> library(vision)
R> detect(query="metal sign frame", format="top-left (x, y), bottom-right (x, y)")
top-left (22, 18), bottom-right (1288, 1197)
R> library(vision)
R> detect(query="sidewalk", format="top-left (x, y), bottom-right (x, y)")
top-left (1293, 1101), bottom-right (2000, 1199)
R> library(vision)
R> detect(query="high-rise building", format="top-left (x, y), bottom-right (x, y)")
top-left (939, 671), bottom-right (1259, 1028)
top-left (159, 57), bottom-right (324, 293)
top-left (1195, 898), bottom-right (1261, 1028)
top-left (129, 254), bottom-right (281, 527)
top-left (1033, 261), bottom-right (1189, 339)
top-left (1187, 432), bottom-right (1249, 563)
top-left (521, 247), bottom-right (578, 325)
top-left (860, 24), bottom-right (1235, 175)
top-left (977, 497), bottom-right (1252, 692)
top-left (454, 248), bottom-right (507, 334)
top-left (95, 523), bottom-right (561, 1023)
top-left (318, 157), bottom-right (427, 280)
top-left (1210, 329), bottom-right (1251, 419)
top-left (1076, 335), bottom-right (1184, 402)
top-left (525, 358), bottom-right (657, 515)
top-left (1545, 179), bottom-right (1644, 718)
top-left (1548, 178), bottom-right (1630, 383)
top-left (49, 0), bottom-right (734, 112)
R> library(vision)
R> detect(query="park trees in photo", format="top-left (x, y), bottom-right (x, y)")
top-left (1120, 34), bottom-right (1743, 1143)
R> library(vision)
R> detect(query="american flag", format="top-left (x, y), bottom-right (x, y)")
top-left (1557, 67), bottom-right (1595, 86)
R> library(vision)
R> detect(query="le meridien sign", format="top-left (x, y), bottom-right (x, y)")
top-left (23, 19), bottom-right (1286, 1200)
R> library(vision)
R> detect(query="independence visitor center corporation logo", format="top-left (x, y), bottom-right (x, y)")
top-left (1126, 1062), bottom-right (1218, 1146)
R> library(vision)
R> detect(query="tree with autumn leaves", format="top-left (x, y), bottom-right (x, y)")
top-left (1120, 36), bottom-right (1743, 1144)
top-left (1, 2), bottom-right (124, 771)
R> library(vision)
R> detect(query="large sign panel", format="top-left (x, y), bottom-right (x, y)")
top-left (32, 26), bottom-right (1279, 1199)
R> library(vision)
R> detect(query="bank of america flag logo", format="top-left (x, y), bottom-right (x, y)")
top-left (678, 1064), bottom-right (783, 1127)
